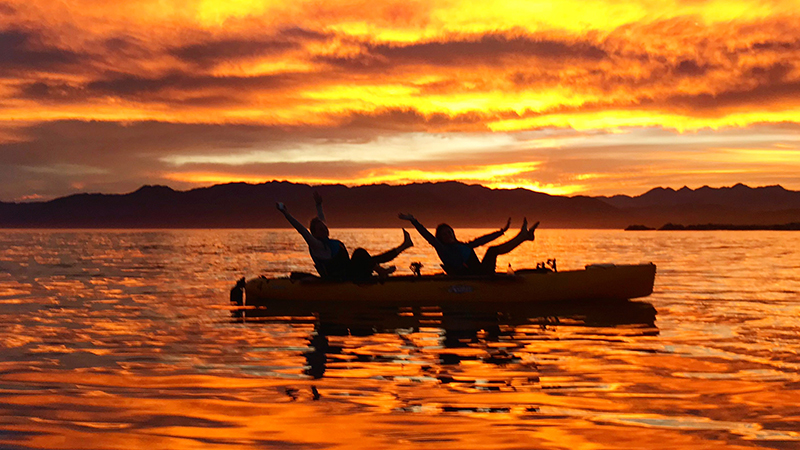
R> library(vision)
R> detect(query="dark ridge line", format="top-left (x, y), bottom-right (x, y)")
top-left (626, 223), bottom-right (800, 231)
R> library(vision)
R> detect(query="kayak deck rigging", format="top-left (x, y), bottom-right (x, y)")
top-left (235, 263), bottom-right (657, 308)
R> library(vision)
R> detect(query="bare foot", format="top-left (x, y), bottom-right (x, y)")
top-left (402, 229), bottom-right (414, 249)
top-left (375, 265), bottom-right (396, 278)
top-left (500, 217), bottom-right (511, 233)
top-left (524, 221), bottom-right (540, 241)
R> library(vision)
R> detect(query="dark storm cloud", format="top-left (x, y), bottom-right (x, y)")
top-left (0, 29), bottom-right (84, 74)
top-left (673, 59), bottom-right (708, 77)
top-left (169, 39), bottom-right (299, 66)
top-left (337, 108), bottom-right (489, 132)
top-left (502, 72), bottom-right (800, 117)
top-left (0, 2), bottom-right (16, 15)
top-left (9, 26), bottom-right (338, 104)
top-left (749, 40), bottom-right (800, 52)
top-left (102, 35), bottom-right (155, 60)
top-left (16, 71), bottom-right (313, 104)
top-left (375, 34), bottom-right (608, 62)
top-left (746, 62), bottom-right (793, 84)
top-left (665, 80), bottom-right (800, 112)
top-left (86, 72), bottom-right (295, 96)
top-left (168, 27), bottom-right (332, 67)
top-left (168, 94), bottom-right (253, 107)
top-left (508, 70), bottom-right (564, 88)
top-left (18, 81), bottom-right (86, 102)
top-left (277, 27), bottom-right (330, 41)
top-left (319, 33), bottom-right (608, 71)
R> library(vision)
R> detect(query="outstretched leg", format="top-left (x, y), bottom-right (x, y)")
top-left (481, 219), bottom-right (538, 273)
top-left (349, 230), bottom-right (414, 281)
top-left (371, 229), bottom-right (414, 264)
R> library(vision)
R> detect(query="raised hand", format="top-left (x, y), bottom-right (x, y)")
top-left (500, 217), bottom-right (511, 233)
top-left (313, 191), bottom-right (322, 205)
top-left (398, 213), bottom-right (415, 221)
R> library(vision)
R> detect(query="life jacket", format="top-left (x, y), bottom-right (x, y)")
top-left (313, 238), bottom-right (350, 280)
top-left (439, 243), bottom-right (482, 275)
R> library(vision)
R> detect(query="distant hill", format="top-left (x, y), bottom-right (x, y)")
top-left (0, 181), bottom-right (622, 228)
top-left (2, 181), bottom-right (799, 229)
top-left (595, 183), bottom-right (800, 228)
top-left (598, 183), bottom-right (800, 210)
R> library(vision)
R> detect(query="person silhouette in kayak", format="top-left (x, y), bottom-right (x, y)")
top-left (277, 192), bottom-right (413, 280)
top-left (398, 214), bottom-right (538, 276)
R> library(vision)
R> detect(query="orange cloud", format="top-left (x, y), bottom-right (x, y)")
top-left (3, 0), bottom-right (800, 200)
top-left (3, 0), bottom-right (799, 129)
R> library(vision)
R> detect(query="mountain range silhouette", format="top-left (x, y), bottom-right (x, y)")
top-left (2, 181), bottom-right (800, 228)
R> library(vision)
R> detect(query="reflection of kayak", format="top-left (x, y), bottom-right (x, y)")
top-left (242, 263), bottom-right (656, 308)
top-left (233, 298), bottom-right (658, 329)
top-left (233, 299), bottom-right (658, 336)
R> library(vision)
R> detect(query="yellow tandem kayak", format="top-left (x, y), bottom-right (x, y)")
top-left (241, 263), bottom-right (656, 308)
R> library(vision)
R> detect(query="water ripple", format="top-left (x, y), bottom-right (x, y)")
top-left (1, 229), bottom-right (799, 449)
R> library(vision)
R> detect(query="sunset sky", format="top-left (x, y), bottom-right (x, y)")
top-left (1, 0), bottom-right (799, 201)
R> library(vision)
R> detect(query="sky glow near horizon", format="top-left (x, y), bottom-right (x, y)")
top-left (1, 0), bottom-right (800, 201)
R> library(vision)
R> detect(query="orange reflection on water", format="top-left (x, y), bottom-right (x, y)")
top-left (1, 229), bottom-right (800, 449)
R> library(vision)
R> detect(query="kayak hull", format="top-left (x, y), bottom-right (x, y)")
top-left (243, 263), bottom-right (656, 308)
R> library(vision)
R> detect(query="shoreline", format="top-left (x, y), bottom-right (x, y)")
top-left (626, 223), bottom-right (800, 231)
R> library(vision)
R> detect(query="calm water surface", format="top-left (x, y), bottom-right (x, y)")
top-left (1, 229), bottom-right (799, 449)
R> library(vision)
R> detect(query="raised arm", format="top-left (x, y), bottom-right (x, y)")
top-left (398, 213), bottom-right (443, 251)
top-left (467, 217), bottom-right (511, 248)
top-left (313, 191), bottom-right (326, 223)
top-left (276, 202), bottom-right (327, 254)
